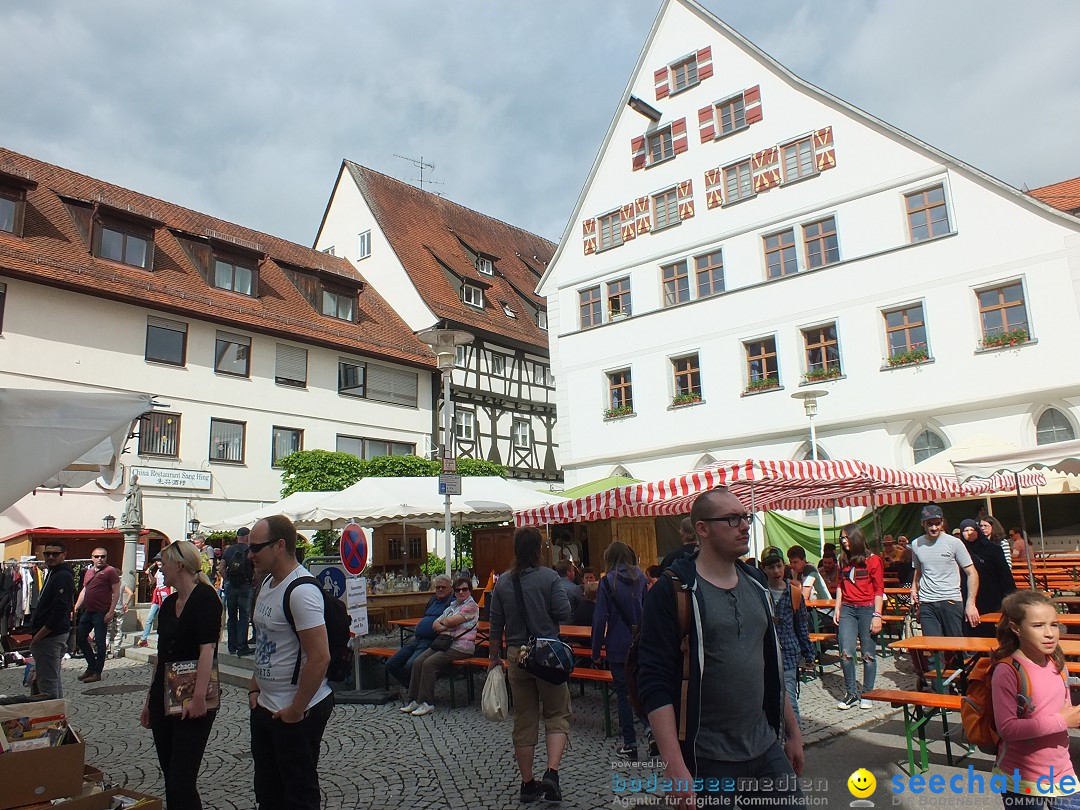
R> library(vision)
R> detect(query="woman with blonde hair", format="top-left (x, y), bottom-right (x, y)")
top-left (139, 541), bottom-right (222, 809)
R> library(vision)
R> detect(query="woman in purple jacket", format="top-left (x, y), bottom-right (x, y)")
top-left (592, 540), bottom-right (651, 760)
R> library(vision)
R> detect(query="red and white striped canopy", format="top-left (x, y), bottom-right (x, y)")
top-left (514, 459), bottom-right (1046, 527)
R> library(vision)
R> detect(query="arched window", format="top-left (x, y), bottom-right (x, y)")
top-left (695, 453), bottom-right (717, 469)
top-left (912, 429), bottom-right (947, 464)
top-left (611, 465), bottom-right (633, 478)
top-left (1036, 409), bottom-right (1076, 445)
top-left (800, 442), bottom-right (830, 461)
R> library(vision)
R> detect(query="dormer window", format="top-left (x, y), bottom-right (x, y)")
top-left (214, 255), bottom-right (256, 295)
top-left (463, 283), bottom-right (484, 308)
top-left (0, 188), bottom-right (26, 236)
top-left (537, 310), bottom-right (548, 330)
top-left (476, 256), bottom-right (494, 275)
top-left (322, 288), bottom-right (355, 321)
top-left (93, 212), bottom-right (154, 270)
top-left (501, 302), bottom-right (517, 319)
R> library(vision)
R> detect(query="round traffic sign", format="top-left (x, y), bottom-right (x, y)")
top-left (340, 522), bottom-right (368, 575)
top-left (317, 567), bottom-right (347, 600)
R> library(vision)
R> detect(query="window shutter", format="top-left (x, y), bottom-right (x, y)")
top-left (620, 202), bottom-right (637, 243)
top-left (631, 136), bottom-right (647, 171)
top-left (275, 343), bottom-right (307, 386)
top-left (582, 218), bottom-right (597, 255)
top-left (677, 180), bottom-right (694, 220)
top-left (752, 146), bottom-right (780, 193)
top-left (148, 315), bottom-right (187, 333)
top-left (367, 365), bottom-right (418, 407)
top-left (634, 196), bottom-right (651, 236)
top-left (704, 167), bottom-right (723, 209)
top-left (813, 126), bottom-right (836, 172)
top-left (654, 67), bottom-right (670, 100)
top-left (671, 118), bottom-right (689, 154)
top-left (745, 85), bottom-right (763, 124)
top-left (698, 105), bottom-right (716, 143)
top-left (697, 47), bottom-right (713, 80)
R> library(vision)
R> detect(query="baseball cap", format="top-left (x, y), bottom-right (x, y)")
top-left (921, 504), bottom-right (944, 522)
top-left (761, 547), bottom-right (785, 565)
top-left (237, 527), bottom-right (250, 537)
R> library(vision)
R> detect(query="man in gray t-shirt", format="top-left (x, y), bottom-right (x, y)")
top-left (911, 504), bottom-right (980, 637)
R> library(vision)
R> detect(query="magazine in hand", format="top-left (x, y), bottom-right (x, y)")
top-left (164, 659), bottom-right (220, 715)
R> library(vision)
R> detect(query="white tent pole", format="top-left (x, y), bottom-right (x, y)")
top-left (749, 482), bottom-right (758, 560)
top-left (1036, 485), bottom-right (1046, 557)
top-left (1015, 472), bottom-right (1036, 589)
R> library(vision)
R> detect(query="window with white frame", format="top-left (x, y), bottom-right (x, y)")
top-left (653, 188), bottom-right (680, 230)
top-left (537, 310), bottom-right (548, 330)
top-left (476, 256), bottom-right (494, 275)
top-left (209, 418), bottom-right (245, 463)
top-left (463, 283), bottom-right (484, 308)
top-left (912, 429), bottom-right (948, 464)
top-left (455, 345), bottom-right (467, 368)
top-left (455, 410), bottom-right (475, 441)
top-left (358, 230), bottom-right (371, 259)
top-left (1037, 409), bottom-right (1076, 445)
top-left (271, 427), bottom-right (303, 467)
top-left (512, 419), bottom-right (531, 448)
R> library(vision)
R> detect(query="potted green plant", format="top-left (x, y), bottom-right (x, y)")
top-left (745, 376), bottom-right (780, 393)
top-left (604, 405), bottom-right (634, 419)
top-left (887, 347), bottom-right (929, 367)
top-left (671, 392), bottom-right (702, 407)
top-left (802, 367), bottom-right (842, 383)
top-left (981, 328), bottom-right (1029, 349)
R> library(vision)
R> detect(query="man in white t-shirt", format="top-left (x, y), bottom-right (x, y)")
top-left (247, 515), bottom-right (332, 810)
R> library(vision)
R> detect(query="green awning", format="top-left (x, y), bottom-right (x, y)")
top-left (559, 475), bottom-right (641, 499)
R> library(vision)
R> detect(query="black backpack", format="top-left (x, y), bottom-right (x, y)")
top-left (626, 570), bottom-right (691, 722)
top-left (225, 546), bottom-right (253, 583)
top-left (282, 576), bottom-right (353, 684)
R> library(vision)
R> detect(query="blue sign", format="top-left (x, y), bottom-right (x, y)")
top-left (317, 567), bottom-right (347, 600)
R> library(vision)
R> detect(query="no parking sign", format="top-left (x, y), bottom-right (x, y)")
top-left (340, 522), bottom-right (368, 575)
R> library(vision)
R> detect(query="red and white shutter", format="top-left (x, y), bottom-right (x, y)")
top-left (654, 67), bottom-right (671, 100)
top-left (634, 196), bottom-right (651, 235)
top-left (677, 179), bottom-right (694, 220)
top-left (752, 146), bottom-right (780, 193)
top-left (745, 85), bottom-right (763, 124)
top-left (671, 118), bottom-right (689, 154)
top-left (582, 218), bottom-right (597, 256)
top-left (698, 105), bottom-right (715, 143)
top-left (697, 46), bottom-right (713, 81)
top-left (631, 136), bottom-right (647, 172)
top-left (704, 167), bottom-right (723, 209)
top-left (620, 203), bottom-right (637, 243)
top-left (813, 126), bottom-right (836, 172)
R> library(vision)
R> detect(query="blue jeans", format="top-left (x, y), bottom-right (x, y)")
top-left (139, 602), bottom-right (161, 642)
top-left (224, 581), bottom-right (253, 653)
top-left (386, 638), bottom-right (431, 688)
top-left (839, 604), bottom-right (877, 697)
top-left (609, 662), bottom-right (647, 749)
top-left (696, 740), bottom-right (803, 808)
top-left (784, 666), bottom-right (800, 724)
top-left (77, 610), bottom-right (108, 675)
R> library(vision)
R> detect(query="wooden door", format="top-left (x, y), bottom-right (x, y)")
top-left (610, 518), bottom-right (658, 569)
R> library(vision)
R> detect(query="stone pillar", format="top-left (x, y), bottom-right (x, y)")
top-left (121, 525), bottom-right (139, 597)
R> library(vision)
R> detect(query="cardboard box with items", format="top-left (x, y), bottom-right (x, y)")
top-left (0, 699), bottom-right (85, 809)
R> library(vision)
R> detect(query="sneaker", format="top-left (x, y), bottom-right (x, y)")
top-left (520, 780), bottom-right (543, 804)
top-left (859, 699), bottom-right (873, 710)
top-left (135, 640), bottom-right (148, 648)
top-left (410, 702), bottom-right (434, 717)
top-left (616, 743), bottom-right (638, 760)
top-left (646, 730), bottom-right (659, 758)
top-left (399, 700), bottom-right (419, 714)
top-left (541, 769), bottom-right (561, 803)
top-left (836, 693), bottom-right (858, 710)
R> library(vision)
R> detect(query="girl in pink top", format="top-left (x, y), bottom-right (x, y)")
top-left (992, 590), bottom-right (1080, 807)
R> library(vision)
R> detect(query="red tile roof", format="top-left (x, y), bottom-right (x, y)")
top-left (1028, 176), bottom-right (1080, 214)
top-left (0, 147), bottom-right (434, 368)
top-left (345, 162), bottom-right (555, 351)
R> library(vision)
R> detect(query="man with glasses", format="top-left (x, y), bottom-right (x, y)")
top-left (74, 546), bottom-right (120, 684)
top-left (29, 541), bottom-right (75, 698)
top-left (386, 575), bottom-right (454, 692)
top-left (247, 515), bottom-right (333, 810)
top-left (911, 504), bottom-right (980, 638)
top-left (638, 488), bottom-right (804, 809)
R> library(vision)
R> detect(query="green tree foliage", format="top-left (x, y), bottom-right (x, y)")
top-left (456, 458), bottom-right (507, 477)
top-left (363, 454), bottom-right (439, 478)
top-left (420, 551), bottom-right (446, 577)
top-left (279, 450), bottom-right (366, 497)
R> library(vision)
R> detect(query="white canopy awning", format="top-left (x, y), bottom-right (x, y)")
top-left (0, 388), bottom-right (155, 512)
top-left (913, 436), bottom-right (1077, 496)
top-left (199, 490), bottom-right (337, 531)
top-left (953, 439), bottom-right (1080, 482)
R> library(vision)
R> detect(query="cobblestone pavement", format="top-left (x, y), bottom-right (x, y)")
top-left (0, 637), bottom-right (930, 809)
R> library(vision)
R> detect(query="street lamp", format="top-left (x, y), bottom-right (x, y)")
top-left (102, 514), bottom-right (116, 530)
top-left (187, 517), bottom-right (201, 539)
top-left (417, 326), bottom-right (474, 578)
top-left (792, 389), bottom-right (829, 556)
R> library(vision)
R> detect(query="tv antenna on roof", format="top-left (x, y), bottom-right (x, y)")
top-left (394, 153), bottom-right (444, 193)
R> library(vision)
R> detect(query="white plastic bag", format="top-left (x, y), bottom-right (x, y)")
top-left (482, 665), bottom-right (509, 722)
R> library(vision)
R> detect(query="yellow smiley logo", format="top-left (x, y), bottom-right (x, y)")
top-left (847, 768), bottom-right (876, 798)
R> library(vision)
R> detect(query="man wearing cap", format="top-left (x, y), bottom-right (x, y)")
top-left (223, 527), bottom-right (255, 655)
top-left (911, 504), bottom-right (980, 637)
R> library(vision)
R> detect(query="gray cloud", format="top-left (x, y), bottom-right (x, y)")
top-left (2, 0), bottom-right (1077, 246)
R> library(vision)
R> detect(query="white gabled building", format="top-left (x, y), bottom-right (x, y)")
top-left (541, 0), bottom-right (1080, 490)
top-left (314, 162), bottom-right (561, 482)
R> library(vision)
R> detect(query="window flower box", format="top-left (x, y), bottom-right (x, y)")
top-left (887, 348), bottom-right (929, 367)
top-left (980, 328), bottom-right (1029, 349)
top-left (604, 405), bottom-right (635, 420)
top-left (802, 367), bottom-right (842, 383)
top-left (745, 377), bottom-right (780, 393)
top-left (671, 393), bottom-right (702, 407)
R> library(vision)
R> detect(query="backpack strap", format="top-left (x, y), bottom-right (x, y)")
top-left (789, 581), bottom-right (803, 613)
top-left (668, 571), bottom-right (692, 743)
top-left (283, 575), bottom-right (323, 686)
top-left (602, 576), bottom-right (638, 631)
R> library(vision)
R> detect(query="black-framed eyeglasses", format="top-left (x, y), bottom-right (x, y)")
top-left (699, 513), bottom-right (755, 527)
top-left (454, 586), bottom-right (471, 593)
top-left (43, 551), bottom-right (64, 558)
top-left (247, 538), bottom-right (279, 554)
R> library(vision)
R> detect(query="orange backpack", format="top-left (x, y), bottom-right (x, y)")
top-left (961, 655), bottom-right (1067, 753)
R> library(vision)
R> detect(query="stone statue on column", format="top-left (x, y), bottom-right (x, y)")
top-left (121, 474), bottom-right (143, 527)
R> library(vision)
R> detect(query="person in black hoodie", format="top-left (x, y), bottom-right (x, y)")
top-left (30, 540), bottom-right (75, 698)
top-left (638, 488), bottom-right (804, 809)
top-left (959, 518), bottom-right (1015, 638)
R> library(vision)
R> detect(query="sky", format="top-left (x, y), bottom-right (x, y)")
top-left (3, 1), bottom-right (1078, 246)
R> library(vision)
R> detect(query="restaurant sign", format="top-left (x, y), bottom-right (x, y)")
top-left (131, 466), bottom-right (213, 491)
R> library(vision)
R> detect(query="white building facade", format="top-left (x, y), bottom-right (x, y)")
top-left (0, 148), bottom-right (435, 541)
top-left (541, 0), bottom-right (1080, 488)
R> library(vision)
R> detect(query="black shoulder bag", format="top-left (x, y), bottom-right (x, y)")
top-left (511, 573), bottom-right (575, 685)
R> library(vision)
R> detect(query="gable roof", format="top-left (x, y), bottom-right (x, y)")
top-left (0, 147), bottom-right (434, 368)
top-left (1029, 176), bottom-right (1080, 214)
top-left (539, 0), bottom-right (1080, 291)
top-left (343, 161), bottom-right (555, 351)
